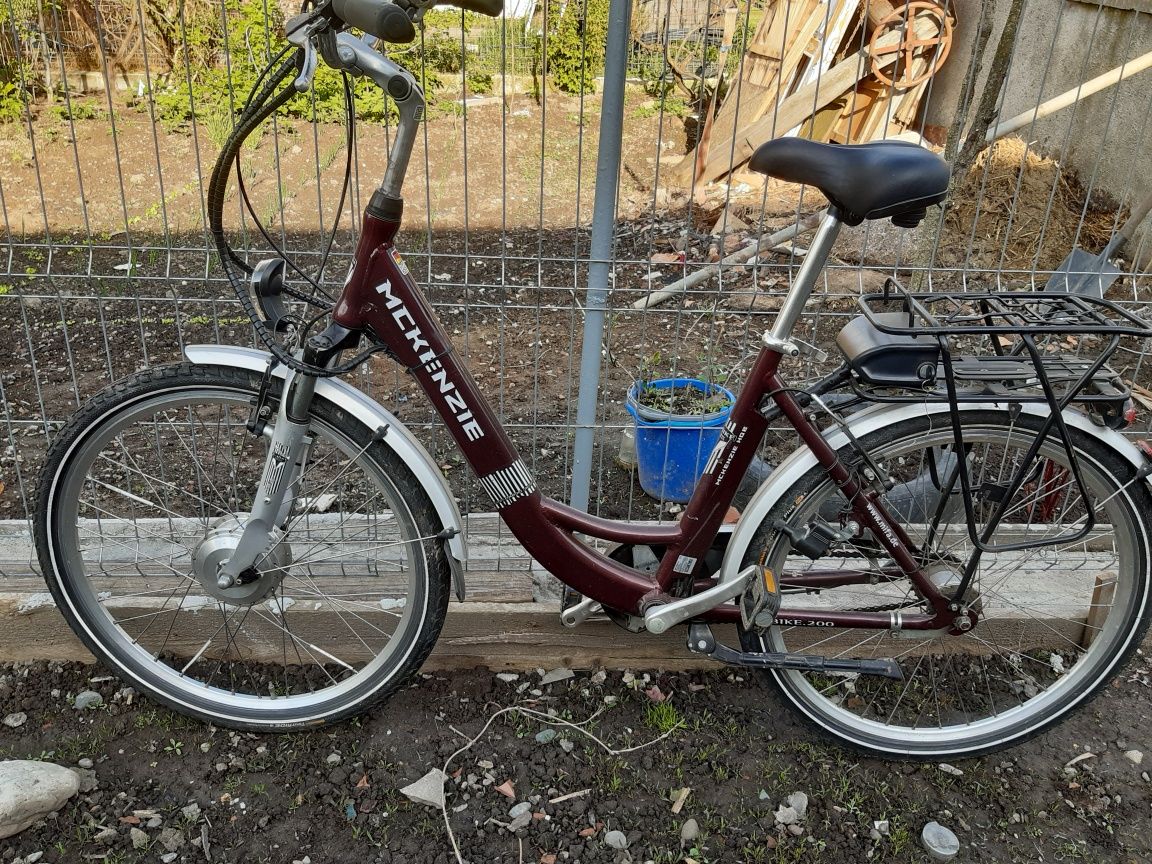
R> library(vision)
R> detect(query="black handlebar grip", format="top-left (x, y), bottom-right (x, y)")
top-left (444, 0), bottom-right (503, 16)
top-left (330, 0), bottom-right (416, 43)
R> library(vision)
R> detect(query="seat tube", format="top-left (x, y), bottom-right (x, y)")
top-left (765, 210), bottom-right (843, 351)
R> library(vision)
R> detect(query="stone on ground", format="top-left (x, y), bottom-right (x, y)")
top-left (540, 667), bottom-right (574, 686)
top-left (604, 829), bottom-right (628, 849)
top-left (921, 820), bottom-right (960, 861)
top-left (0, 760), bottom-right (80, 839)
top-left (787, 791), bottom-right (809, 820)
top-left (399, 769), bottom-right (447, 808)
top-left (680, 818), bottom-right (699, 844)
top-left (72, 691), bottom-right (102, 710)
top-left (774, 805), bottom-right (799, 826)
top-left (2, 713), bottom-right (26, 729)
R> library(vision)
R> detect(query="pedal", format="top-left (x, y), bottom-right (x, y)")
top-left (560, 588), bottom-right (602, 628)
top-left (687, 623), bottom-right (903, 680)
top-left (739, 564), bottom-right (781, 630)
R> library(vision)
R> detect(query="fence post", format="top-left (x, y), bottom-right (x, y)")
top-left (568, 0), bottom-right (632, 512)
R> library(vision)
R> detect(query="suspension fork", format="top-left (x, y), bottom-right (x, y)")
top-left (215, 363), bottom-right (319, 589)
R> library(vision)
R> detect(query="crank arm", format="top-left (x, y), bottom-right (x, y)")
top-left (687, 623), bottom-right (903, 680)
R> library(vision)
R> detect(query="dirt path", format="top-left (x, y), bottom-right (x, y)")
top-left (2, 659), bottom-right (1151, 863)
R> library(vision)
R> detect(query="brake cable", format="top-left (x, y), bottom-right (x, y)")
top-left (208, 13), bottom-right (387, 377)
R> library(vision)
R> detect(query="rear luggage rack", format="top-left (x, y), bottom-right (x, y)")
top-left (836, 280), bottom-right (1152, 555)
top-left (859, 283), bottom-right (1152, 338)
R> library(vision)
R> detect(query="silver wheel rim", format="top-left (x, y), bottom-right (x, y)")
top-left (757, 418), bottom-right (1146, 754)
top-left (47, 383), bottom-right (430, 722)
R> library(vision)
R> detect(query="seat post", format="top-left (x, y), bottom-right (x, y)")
top-left (764, 208), bottom-right (843, 353)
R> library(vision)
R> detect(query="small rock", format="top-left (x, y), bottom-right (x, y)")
top-left (509, 802), bottom-right (532, 819)
top-left (77, 758), bottom-right (93, 770)
top-left (93, 826), bottom-right (118, 844)
top-left (774, 805), bottom-right (799, 826)
top-left (1125, 750), bottom-right (1144, 765)
top-left (559, 739), bottom-right (575, 754)
top-left (130, 827), bottom-right (149, 849)
top-left (0, 760), bottom-right (81, 840)
top-left (921, 821), bottom-right (960, 862)
top-left (73, 691), bottom-right (103, 710)
top-left (161, 854), bottom-right (177, 864)
top-left (507, 811), bottom-right (532, 831)
top-left (535, 729), bottom-right (558, 745)
top-left (496, 673), bottom-right (519, 683)
top-left (938, 763), bottom-right (964, 777)
top-left (680, 818), bottom-right (699, 844)
top-left (399, 769), bottom-right (447, 808)
top-left (158, 826), bottom-right (184, 851)
top-left (326, 753), bottom-right (342, 766)
top-left (199, 743), bottom-right (211, 753)
top-left (787, 791), bottom-right (809, 820)
top-left (24, 852), bottom-right (43, 863)
top-left (181, 803), bottom-right (201, 822)
top-left (590, 670), bottom-right (607, 685)
top-left (494, 780), bottom-right (515, 798)
top-left (2, 713), bottom-right (26, 729)
top-left (873, 819), bottom-right (890, 836)
top-left (604, 829), bottom-right (628, 850)
top-left (787, 824), bottom-right (804, 836)
top-left (540, 668), bottom-right (575, 686)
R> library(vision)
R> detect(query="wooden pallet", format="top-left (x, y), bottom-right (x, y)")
top-left (675, 0), bottom-right (858, 187)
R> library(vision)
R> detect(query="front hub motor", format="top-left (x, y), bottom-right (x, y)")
top-left (192, 518), bottom-right (292, 605)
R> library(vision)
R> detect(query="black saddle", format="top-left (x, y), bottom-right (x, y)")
top-left (748, 138), bottom-right (950, 227)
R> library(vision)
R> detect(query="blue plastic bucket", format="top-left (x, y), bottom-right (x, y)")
top-left (625, 378), bottom-right (735, 503)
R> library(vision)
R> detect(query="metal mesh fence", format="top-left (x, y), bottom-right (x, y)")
top-left (1, 0), bottom-right (1150, 581)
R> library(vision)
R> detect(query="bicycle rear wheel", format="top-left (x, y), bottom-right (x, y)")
top-left (740, 409), bottom-right (1152, 758)
top-left (35, 363), bottom-right (452, 730)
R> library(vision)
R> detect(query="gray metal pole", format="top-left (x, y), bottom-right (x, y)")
top-left (569, 0), bottom-right (631, 512)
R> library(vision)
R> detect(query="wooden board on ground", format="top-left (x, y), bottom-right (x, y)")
top-left (0, 588), bottom-right (1120, 670)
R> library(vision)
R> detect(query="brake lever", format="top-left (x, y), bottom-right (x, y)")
top-left (284, 12), bottom-right (326, 92)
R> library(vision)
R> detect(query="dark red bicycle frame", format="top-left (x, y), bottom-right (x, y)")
top-left (333, 209), bottom-right (955, 632)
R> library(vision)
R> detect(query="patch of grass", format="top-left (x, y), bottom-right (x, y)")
top-left (644, 699), bottom-right (682, 734)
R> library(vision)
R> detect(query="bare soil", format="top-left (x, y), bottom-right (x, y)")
top-left (2, 659), bottom-right (1152, 863)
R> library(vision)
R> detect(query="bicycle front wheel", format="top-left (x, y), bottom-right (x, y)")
top-left (740, 409), bottom-right (1152, 758)
top-left (35, 363), bottom-right (452, 730)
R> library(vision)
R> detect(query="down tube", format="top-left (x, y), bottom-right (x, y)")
top-left (333, 212), bottom-right (661, 609)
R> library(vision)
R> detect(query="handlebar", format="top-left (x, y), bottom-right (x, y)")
top-left (328, 0), bottom-right (504, 45)
top-left (330, 0), bottom-right (416, 42)
top-left (447, 0), bottom-right (504, 15)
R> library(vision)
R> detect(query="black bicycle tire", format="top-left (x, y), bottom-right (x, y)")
top-left (34, 362), bottom-right (452, 731)
top-left (738, 409), bottom-right (1152, 759)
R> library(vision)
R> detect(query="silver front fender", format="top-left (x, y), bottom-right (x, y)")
top-left (719, 400), bottom-right (1152, 586)
top-left (183, 345), bottom-right (468, 600)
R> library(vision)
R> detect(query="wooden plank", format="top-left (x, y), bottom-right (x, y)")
top-left (674, 0), bottom-right (830, 186)
top-left (681, 14), bottom-right (939, 186)
top-left (0, 589), bottom-right (1129, 670)
top-left (1081, 572), bottom-right (1117, 649)
top-left (0, 595), bottom-right (736, 670)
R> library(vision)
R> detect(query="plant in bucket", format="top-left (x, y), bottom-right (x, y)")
top-left (625, 377), bottom-right (736, 503)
